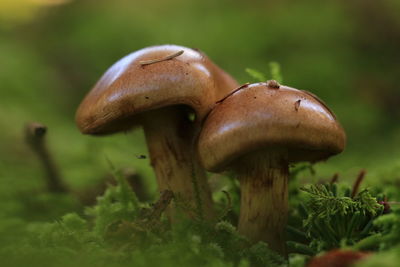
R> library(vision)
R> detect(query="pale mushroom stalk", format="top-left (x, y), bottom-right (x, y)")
top-left (141, 106), bottom-right (213, 219)
top-left (236, 150), bottom-right (288, 255)
top-left (75, 45), bottom-right (238, 222)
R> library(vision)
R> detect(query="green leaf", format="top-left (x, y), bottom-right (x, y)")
top-left (269, 62), bottom-right (283, 83)
top-left (245, 68), bottom-right (266, 82)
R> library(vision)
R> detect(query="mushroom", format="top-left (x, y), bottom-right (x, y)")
top-left (197, 81), bottom-right (346, 255)
top-left (76, 45), bottom-right (238, 220)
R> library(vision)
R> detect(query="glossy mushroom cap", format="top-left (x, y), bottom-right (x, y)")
top-left (198, 81), bottom-right (346, 172)
top-left (76, 45), bottom-right (238, 134)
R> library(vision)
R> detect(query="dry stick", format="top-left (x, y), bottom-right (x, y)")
top-left (25, 122), bottom-right (67, 193)
top-left (136, 190), bottom-right (174, 230)
top-left (108, 190), bottom-right (174, 239)
top-left (215, 83), bottom-right (250, 104)
top-left (146, 190), bottom-right (174, 221)
top-left (25, 122), bottom-right (148, 202)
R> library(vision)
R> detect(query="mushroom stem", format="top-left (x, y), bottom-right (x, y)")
top-left (236, 150), bottom-right (288, 256)
top-left (142, 107), bottom-right (214, 221)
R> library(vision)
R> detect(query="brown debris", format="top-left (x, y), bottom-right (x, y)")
top-left (294, 100), bottom-right (301, 111)
top-left (145, 190), bottom-right (174, 222)
top-left (266, 80), bottom-right (280, 89)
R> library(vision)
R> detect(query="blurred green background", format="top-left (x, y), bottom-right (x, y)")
top-left (1, 0), bottom-right (400, 223)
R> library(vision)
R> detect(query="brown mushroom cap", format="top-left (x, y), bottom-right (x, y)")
top-left (198, 82), bottom-right (346, 172)
top-left (76, 45), bottom-right (238, 134)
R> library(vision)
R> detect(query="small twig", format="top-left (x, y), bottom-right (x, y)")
top-left (139, 50), bottom-right (184, 66)
top-left (25, 122), bottom-right (67, 193)
top-left (351, 170), bottom-right (366, 198)
top-left (106, 190), bottom-right (174, 241)
top-left (215, 83), bottom-right (250, 104)
top-left (147, 190), bottom-right (174, 221)
top-left (301, 90), bottom-right (336, 119)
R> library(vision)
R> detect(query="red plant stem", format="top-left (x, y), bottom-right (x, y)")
top-left (351, 170), bottom-right (366, 198)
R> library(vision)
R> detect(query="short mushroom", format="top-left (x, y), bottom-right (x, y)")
top-left (76, 45), bottom-right (238, 220)
top-left (197, 81), bottom-right (346, 255)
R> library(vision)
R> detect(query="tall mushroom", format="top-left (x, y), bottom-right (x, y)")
top-left (197, 81), bottom-right (346, 255)
top-left (76, 45), bottom-right (238, 220)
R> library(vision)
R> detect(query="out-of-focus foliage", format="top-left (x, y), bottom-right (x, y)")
top-left (0, 172), bottom-right (286, 267)
top-left (0, 0), bottom-right (72, 26)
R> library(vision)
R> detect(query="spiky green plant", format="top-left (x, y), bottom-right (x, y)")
top-left (288, 182), bottom-right (383, 253)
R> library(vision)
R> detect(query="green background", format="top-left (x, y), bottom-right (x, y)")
top-left (1, 0), bottom-right (399, 220)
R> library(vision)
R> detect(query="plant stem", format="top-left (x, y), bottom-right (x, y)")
top-left (236, 151), bottom-right (288, 256)
top-left (142, 106), bottom-right (214, 221)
